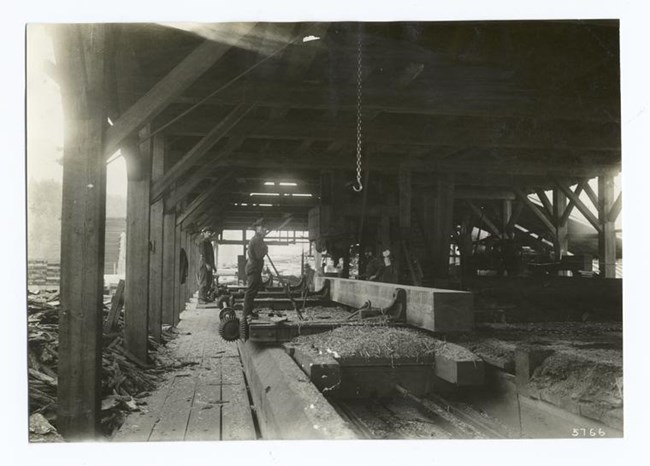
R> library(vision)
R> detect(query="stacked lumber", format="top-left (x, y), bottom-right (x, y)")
top-left (27, 289), bottom-right (180, 439)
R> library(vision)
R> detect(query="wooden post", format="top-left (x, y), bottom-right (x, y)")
top-left (184, 231), bottom-right (192, 301)
top-left (124, 127), bottom-right (152, 364)
top-left (598, 174), bottom-right (617, 278)
top-left (553, 188), bottom-right (568, 262)
top-left (162, 209), bottom-right (176, 324)
top-left (173, 222), bottom-right (183, 324)
top-left (502, 200), bottom-right (512, 239)
top-left (432, 174), bottom-right (455, 284)
top-left (399, 168), bottom-right (412, 231)
top-left (213, 238), bottom-right (220, 285)
top-left (54, 24), bottom-right (109, 439)
top-left (148, 134), bottom-right (165, 341)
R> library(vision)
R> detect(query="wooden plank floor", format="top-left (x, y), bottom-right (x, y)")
top-left (113, 297), bottom-right (257, 442)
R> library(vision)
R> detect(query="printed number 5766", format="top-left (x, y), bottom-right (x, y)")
top-left (572, 428), bottom-right (606, 437)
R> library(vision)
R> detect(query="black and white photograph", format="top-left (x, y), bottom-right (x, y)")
top-left (4, 0), bottom-right (650, 465)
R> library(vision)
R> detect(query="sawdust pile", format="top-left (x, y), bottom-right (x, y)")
top-left (292, 325), bottom-right (445, 359)
top-left (529, 351), bottom-right (623, 411)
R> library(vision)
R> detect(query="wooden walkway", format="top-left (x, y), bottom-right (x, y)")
top-left (113, 298), bottom-right (257, 442)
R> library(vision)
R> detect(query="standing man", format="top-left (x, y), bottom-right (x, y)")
top-left (197, 236), bottom-right (215, 304)
top-left (363, 250), bottom-right (384, 281)
top-left (243, 222), bottom-right (268, 321)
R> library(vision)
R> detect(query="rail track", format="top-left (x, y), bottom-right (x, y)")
top-left (331, 386), bottom-right (513, 440)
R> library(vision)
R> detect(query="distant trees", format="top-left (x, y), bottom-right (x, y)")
top-left (28, 179), bottom-right (61, 261)
top-left (27, 179), bottom-right (126, 261)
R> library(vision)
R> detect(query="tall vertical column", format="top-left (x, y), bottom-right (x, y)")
top-left (598, 174), bottom-right (617, 278)
top-left (502, 200), bottom-right (513, 239)
top-left (55, 24), bottom-right (109, 439)
top-left (553, 189), bottom-right (568, 262)
top-left (124, 127), bottom-right (152, 364)
top-left (148, 134), bottom-right (165, 341)
top-left (184, 231), bottom-right (191, 301)
top-left (173, 222), bottom-right (183, 324)
top-left (212, 238), bottom-right (219, 286)
top-left (399, 168), bottom-right (412, 231)
top-left (431, 174), bottom-right (455, 284)
top-left (161, 208), bottom-right (176, 324)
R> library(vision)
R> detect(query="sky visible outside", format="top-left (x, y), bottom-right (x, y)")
top-left (27, 25), bottom-right (129, 199)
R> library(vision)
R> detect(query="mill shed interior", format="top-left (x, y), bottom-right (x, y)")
top-left (29, 20), bottom-right (622, 441)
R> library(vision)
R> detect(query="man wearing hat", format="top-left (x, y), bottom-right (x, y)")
top-left (243, 221), bottom-right (269, 320)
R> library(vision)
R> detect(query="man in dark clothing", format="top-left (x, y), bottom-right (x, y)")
top-left (363, 251), bottom-right (384, 281)
top-left (197, 239), bottom-right (215, 303)
top-left (243, 224), bottom-right (268, 320)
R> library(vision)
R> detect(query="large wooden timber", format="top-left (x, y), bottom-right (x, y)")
top-left (238, 341), bottom-right (356, 440)
top-left (54, 24), bottom-right (109, 439)
top-left (315, 277), bottom-right (474, 332)
top-left (161, 209), bottom-right (176, 324)
top-left (124, 128), bottom-right (152, 363)
top-left (148, 134), bottom-right (165, 341)
top-left (598, 173), bottom-right (617, 278)
top-left (103, 23), bottom-right (256, 157)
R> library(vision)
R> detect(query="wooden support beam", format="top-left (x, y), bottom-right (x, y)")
top-left (554, 178), bottom-right (603, 233)
top-left (399, 168), bottom-right (412, 230)
top-left (609, 191), bottom-right (622, 222)
top-left (582, 179), bottom-right (600, 209)
top-left (454, 188), bottom-right (516, 200)
top-left (432, 174), bottom-right (455, 282)
top-left (205, 149), bottom-right (618, 178)
top-left (151, 104), bottom-right (252, 203)
top-left (173, 80), bottom-right (620, 123)
top-left (506, 201), bottom-right (524, 233)
top-left (148, 134), bottom-right (165, 342)
top-left (466, 201), bottom-right (501, 238)
top-left (598, 174), bottom-right (617, 277)
top-left (513, 187), bottom-right (556, 234)
top-left (183, 191), bottom-right (230, 225)
top-left (54, 24), bottom-right (108, 440)
top-left (558, 183), bottom-right (585, 227)
top-left (553, 189), bottom-right (568, 261)
top-left (173, 222), bottom-right (183, 325)
top-left (164, 136), bottom-right (242, 210)
top-left (502, 200), bottom-right (513, 239)
top-left (124, 128), bottom-right (152, 363)
top-left (103, 24), bottom-right (256, 157)
top-left (162, 210), bottom-right (176, 325)
top-left (534, 189), bottom-right (554, 222)
top-left (176, 170), bottom-right (232, 225)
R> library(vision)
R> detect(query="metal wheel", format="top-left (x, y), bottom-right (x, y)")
top-left (219, 307), bottom-right (236, 320)
top-left (218, 315), bottom-right (240, 341)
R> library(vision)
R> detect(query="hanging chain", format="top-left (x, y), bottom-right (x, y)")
top-left (353, 30), bottom-right (364, 192)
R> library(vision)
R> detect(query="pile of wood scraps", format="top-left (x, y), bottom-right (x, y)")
top-left (27, 289), bottom-right (185, 439)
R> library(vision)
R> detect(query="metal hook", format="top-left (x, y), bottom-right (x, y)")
top-left (353, 181), bottom-right (363, 192)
